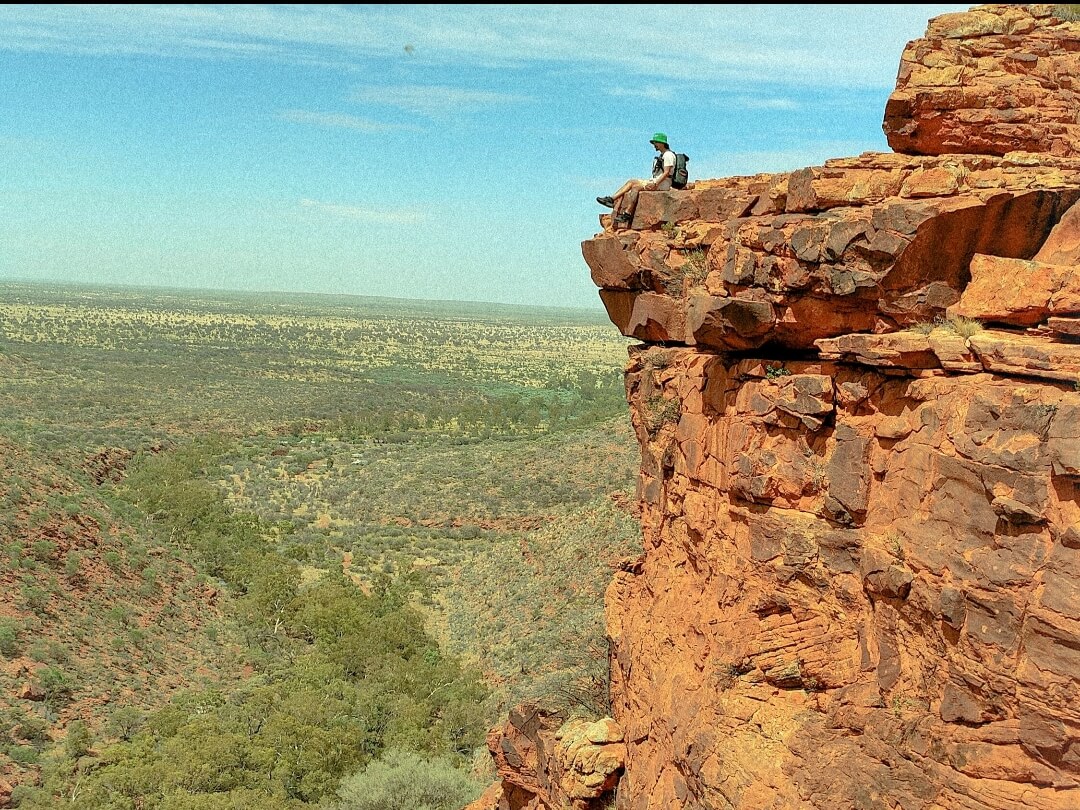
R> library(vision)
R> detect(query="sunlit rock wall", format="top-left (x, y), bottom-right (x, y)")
top-left (475, 6), bottom-right (1080, 809)
top-left (884, 4), bottom-right (1080, 157)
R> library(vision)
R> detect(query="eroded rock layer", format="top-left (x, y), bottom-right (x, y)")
top-left (466, 706), bottom-right (626, 810)
top-left (884, 4), bottom-right (1080, 157)
top-left (586, 152), bottom-right (1080, 352)
top-left (606, 348), bottom-right (1080, 809)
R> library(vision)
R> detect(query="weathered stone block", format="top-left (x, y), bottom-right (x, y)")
top-left (686, 295), bottom-right (775, 351)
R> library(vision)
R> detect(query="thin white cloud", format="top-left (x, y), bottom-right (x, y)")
top-left (278, 109), bottom-right (416, 133)
top-left (349, 85), bottom-right (530, 116)
top-left (299, 198), bottom-right (425, 225)
top-left (737, 97), bottom-right (800, 110)
top-left (605, 86), bottom-right (674, 102)
top-left (0, 4), bottom-right (971, 90)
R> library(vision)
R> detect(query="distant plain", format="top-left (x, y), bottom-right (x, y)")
top-left (0, 281), bottom-right (641, 808)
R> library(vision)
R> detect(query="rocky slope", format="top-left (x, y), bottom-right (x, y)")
top-left (0, 435), bottom-right (231, 805)
top-left (472, 5), bottom-right (1080, 810)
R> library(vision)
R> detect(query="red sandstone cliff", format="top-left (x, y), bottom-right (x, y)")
top-left (884, 4), bottom-right (1080, 157)
top-left (474, 6), bottom-right (1080, 809)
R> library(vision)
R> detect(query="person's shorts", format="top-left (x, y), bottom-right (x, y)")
top-left (639, 178), bottom-right (672, 191)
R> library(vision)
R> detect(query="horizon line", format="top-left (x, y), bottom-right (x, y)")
top-left (0, 276), bottom-right (610, 318)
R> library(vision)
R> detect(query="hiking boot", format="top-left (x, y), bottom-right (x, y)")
top-left (614, 212), bottom-right (632, 224)
top-left (596, 196), bottom-right (615, 208)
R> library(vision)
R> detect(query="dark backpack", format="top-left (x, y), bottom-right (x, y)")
top-left (671, 152), bottom-right (689, 190)
top-left (653, 151), bottom-right (690, 190)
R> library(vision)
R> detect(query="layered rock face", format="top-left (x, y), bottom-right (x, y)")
top-left (586, 152), bottom-right (1080, 352)
top-left (607, 345), bottom-right (1080, 808)
top-left (884, 4), bottom-right (1080, 157)
top-left (477, 5), bottom-right (1080, 809)
top-left (591, 5), bottom-right (1080, 810)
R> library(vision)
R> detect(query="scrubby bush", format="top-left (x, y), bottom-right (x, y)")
top-left (0, 619), bottom-right (21, 657)
top-left (13, 713), bottom-right (51, 744)
top-left (644, 395), bottom-right (680, 435)
top-left (36, 666), bottom-right (75, 707)
top-left (908, 315), bottom-right (983, 338)
top-left (943, 315), bottom-right (984, 339)
top-left (7, 744), bottom-right (39, 766)
top-left (335, 749), bottom-right (483, 810)
top-left (63, 719), bottom-right (92, 759)
top-left (21, 584), bottom-right (50, 615)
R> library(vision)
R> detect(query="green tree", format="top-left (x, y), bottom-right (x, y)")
top-left (63, 720), bottom-right (93, 759)
top-left (37, 666), bottom-right (75, 708)
top-left (106, 706), bottom-right (146, 742)
top-left (238, 553), bottom-right (300, 635)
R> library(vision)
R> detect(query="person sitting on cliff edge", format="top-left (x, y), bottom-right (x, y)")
top-left (597, 132), bottom-right (676, 230)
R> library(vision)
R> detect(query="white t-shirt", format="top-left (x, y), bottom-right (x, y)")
top-left (649, 150), bottom-right (677, 190)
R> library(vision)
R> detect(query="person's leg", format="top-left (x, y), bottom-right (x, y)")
top-left (600, 178), bottom-right (639, 209)
top-left (613, 180), bottom-right (642, 214)
top-left (614, 184), bottom-right (641, 227)
top-left (599, 177), bottom-right (640, 209)
top-left (612, 179), bottom-right (637, 200)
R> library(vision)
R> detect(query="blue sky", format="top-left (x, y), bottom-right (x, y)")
top-left (0, 4), bottom-right (969, 310)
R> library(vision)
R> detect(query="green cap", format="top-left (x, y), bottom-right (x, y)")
top-left (649, 132), bottom-right (668, 145)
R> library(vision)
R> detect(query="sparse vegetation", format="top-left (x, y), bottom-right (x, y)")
top-left (644, 395), bottom-right (681, 435)
top-left (645, 349), bottom-right (673, 370)
top-left (0, 620), bottom-right (21, 657)
top-left (715, 658), bottom-right (753, 690)
top-left (943, 315), bottom-right (984, 339)
top-left (1055, 5), bottom-right (1080, 21)
top-left (907, 314), bottom-right (984, 338)
top-left (445, 498), bottom-right (640, 719)
top-left (890, 693), bottom-right (922, 717)
top-left (884, 530), bottom-right (906, 561)
top-left (765, 363), bottom-right (792, 379)
top-left (0, 282), bottom-right (641, 804)
top-left (663, 249), bottom-right (709, 296)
